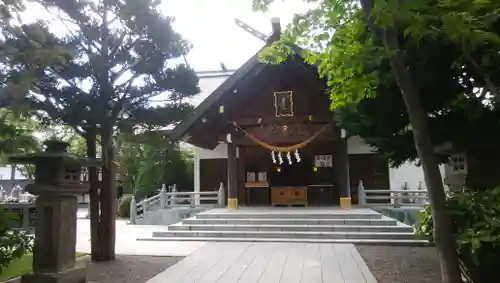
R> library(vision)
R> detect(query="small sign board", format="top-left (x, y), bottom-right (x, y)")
top-left (258, 172), bottom-right (267, 182)
top-left (274, 91), bottom-right (294, 117)
top-left (314, 155), bottom-right (333, 167)
top-left (246, 172), bottom-right (256, 182)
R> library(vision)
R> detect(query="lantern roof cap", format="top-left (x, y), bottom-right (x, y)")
top-left (8, 140), bottom-right (100, 166)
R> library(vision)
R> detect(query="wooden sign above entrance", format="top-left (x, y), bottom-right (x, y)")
top-left (315, 155), bottom-right (333, 167)
top-left (274, 91), bottom-right (294, 117)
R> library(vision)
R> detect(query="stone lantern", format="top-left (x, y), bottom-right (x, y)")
top-left (8, 140), bottom-right (97, 283)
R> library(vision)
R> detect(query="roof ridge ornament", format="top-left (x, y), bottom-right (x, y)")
top-left (234, 17), bottom-right (281, 43)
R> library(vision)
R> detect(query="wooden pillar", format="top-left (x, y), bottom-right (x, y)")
top-left (193, 149), bottom-right (201, 205)
top-left (237, 146), bottom-right (246, 205)
top-left (335, 132), bottom-right (351, 208)
top-left (227, 143), bottom-right (238, 208)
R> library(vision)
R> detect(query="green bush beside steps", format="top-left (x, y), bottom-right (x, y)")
top-left (415, 187), bottom-right (500, 283)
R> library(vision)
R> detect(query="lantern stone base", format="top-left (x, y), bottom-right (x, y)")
top-left (21, 264), bottom-right (87, 283)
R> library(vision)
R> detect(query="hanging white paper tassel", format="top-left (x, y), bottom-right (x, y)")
top-left (294, 149), bottom-right (301, 162)
top-left (278, 151), bottom-right (284, 165)
top-left (287, 151), bottom-right (292, 165)
top-left (271, 150), bottom-right (277, 164)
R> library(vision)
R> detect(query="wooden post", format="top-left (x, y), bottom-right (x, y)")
top-left (159, 184), bottom-right (167, 208)
top-left (227, 143), bottom-right (238, 209)
top-left (129, 196), bottom-right (136, 224)
top-left (335, 131), bottom-right (351, 209)
top-left (394, 191), bottom-right (401, 208)
top-left (357, 180), bottom-right (366, 206)
top-left (142, 199), bottom-right (147, 214)
top-left (190, 193), bottom-right (195, 208)
top-left (218, 182), bottom-right (225, 208)
top-left (171, 184), bottom-right (177, 205)
top-left (237, 146), bottom-right (246, 205)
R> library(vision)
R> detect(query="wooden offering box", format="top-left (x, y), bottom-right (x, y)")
top-left (271, 186), bottom-right (307, 206)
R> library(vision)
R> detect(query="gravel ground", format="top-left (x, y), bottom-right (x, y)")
top-left (87, 255), bottom-right (182, 283)
top-left (355, 245), bottom-right (442, 283)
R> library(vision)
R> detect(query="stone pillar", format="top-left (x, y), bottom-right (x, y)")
top-left (227, 143), bottom-right (238, 209)
top-left (9, 140), bottom-right (90, 283)
top-left (334, 131), bottom-right (351, 209)
top-left (31, 195), bottom-right (82, 274)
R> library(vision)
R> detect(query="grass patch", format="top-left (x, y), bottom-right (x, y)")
top-left (0, 253), bottom-right (86, 281)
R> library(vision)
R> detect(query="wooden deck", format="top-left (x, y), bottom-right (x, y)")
top-left (146, 242), bottom-right (378, 283)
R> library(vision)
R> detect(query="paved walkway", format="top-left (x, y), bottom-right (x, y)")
top-left (76, 217), bottom-right (206, 257)
top-left (146, 242), bottom-right (378, 283)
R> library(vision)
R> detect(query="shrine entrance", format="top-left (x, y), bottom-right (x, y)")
top-left (170, 20), bottom-right (386, 209)
top-left (242, 142), bottom-right (341, 207)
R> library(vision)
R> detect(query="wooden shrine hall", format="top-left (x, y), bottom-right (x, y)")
top-left (170, 19), bottom-right (390, 208)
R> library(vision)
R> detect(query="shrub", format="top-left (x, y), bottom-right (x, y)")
top-left (0, 208), bottom-right (34, 276)
top-left (118, 195), bottom-right (133, 218)
top-left (415, 187), bottom-right (500, 283)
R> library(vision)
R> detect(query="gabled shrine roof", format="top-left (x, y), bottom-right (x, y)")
top-left (170, 22), bottom-right (325, 149)
top-left (169, 45), bottom-right (267, 143)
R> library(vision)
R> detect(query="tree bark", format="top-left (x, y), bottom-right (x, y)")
top-left (85, 130), bottom-right (102, 261)
top-left (90, 0), bottom-right (116, 261)
top-left (358, 1), bottom-right (462, 282)
top-left (383, 30), bottom-right (462, 283)
top-left (97, 128), bottom-right (117, 261)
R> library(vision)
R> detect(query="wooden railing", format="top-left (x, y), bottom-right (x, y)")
top-left (357, 181), bottom-right (429, 207)
top-left (129, 184), bottom-right (224, 224)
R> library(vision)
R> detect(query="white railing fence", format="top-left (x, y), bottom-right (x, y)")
top-left (357, 180), bottom-right (429, 207)
top-left (129, 184), bottom-right (223, 224)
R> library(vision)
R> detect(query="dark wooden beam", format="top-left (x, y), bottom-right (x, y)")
top-left (234, 116), bottom-right (333, 127)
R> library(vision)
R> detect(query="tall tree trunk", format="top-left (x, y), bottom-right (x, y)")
top-left (98, 128), bottom-right (116, 261)
top-left (383, 29), bottom-right (462, 283)
top-left (91, 0), bottom-right (116, 261)
top-left (358, 1), bottom-right (462, 282)
top-left (85, 130), bottom-right (102, 261)
top-left (10, 164), bottom-right (15, 190)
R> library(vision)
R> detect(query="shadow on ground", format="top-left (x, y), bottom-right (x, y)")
top-left (87, 255), bottom-right (182, 283)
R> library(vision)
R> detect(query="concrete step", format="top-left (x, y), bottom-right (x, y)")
top-left (169, 223), bottom-right (413, 233)
top-left (182, 218), bottom-right (397, 226)
top-left (152, 230), bottom-right (417, 240)
top-left (195, 212), bottom-right (382, 220)
top-left (137, 236), bottom-right (430, 246)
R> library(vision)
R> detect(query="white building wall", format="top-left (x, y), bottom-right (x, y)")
top-left (193, 137), bottom-right (445, 193)
top-left (347, 136), bottom-right (375, 154)
top-left (389, 161), bottom-right (446, 190)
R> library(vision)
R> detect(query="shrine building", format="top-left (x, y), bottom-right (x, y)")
top-left (170, 19), bottom-right (428, 208)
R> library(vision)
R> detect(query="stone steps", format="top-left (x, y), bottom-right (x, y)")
top-left (141, 208), bottom-right (427, 244)
top-left (195, 212), bottom-right (382, 220)
top-left (182, 218), bottom-right (397, 226)
top-left (152, 230), bottom-right (416, 240)
top-left (168, 223), bottom-right (413, 233)
top-left (137, 236), bottom-right (430, 246)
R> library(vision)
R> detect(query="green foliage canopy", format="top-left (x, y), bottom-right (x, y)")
top-left (1, 0), bottom-right (199, 138)
top-left (119, 131), bottom-right (193, 199)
